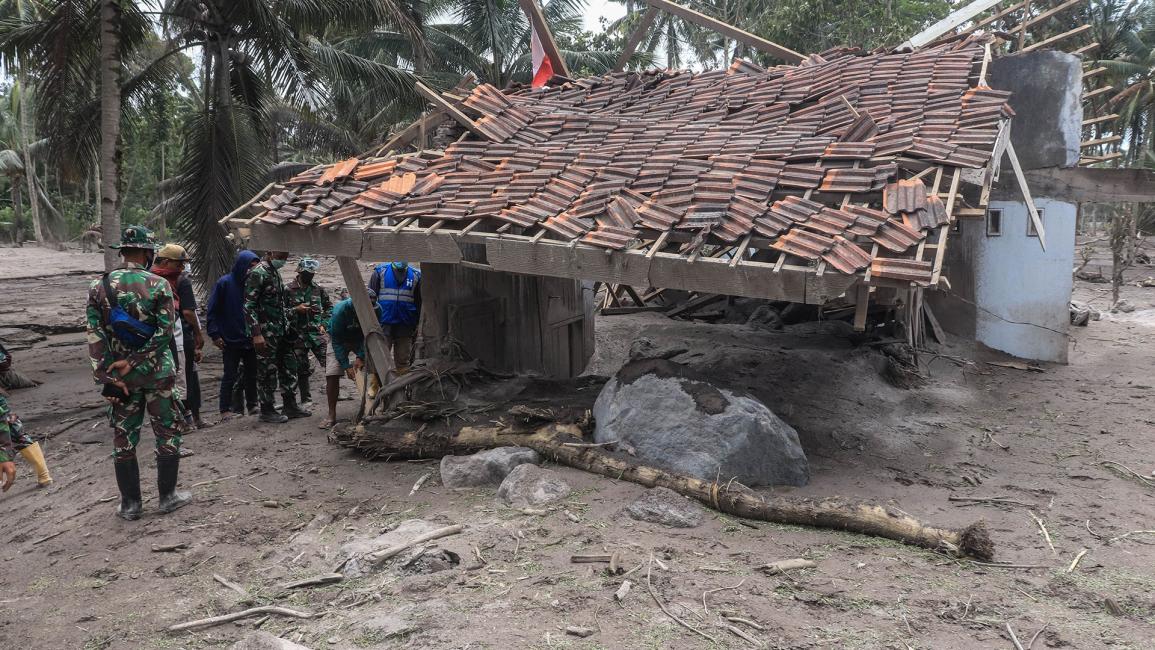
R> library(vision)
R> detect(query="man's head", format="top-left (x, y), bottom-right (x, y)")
top-left (297, 258), bottom-right (320, 285)
top-left (265, 251), bottom-right (289, 269)
top-left (112, 225), bottom-right (159, 266)
top-left (154, 244), bottom-right (190, 273)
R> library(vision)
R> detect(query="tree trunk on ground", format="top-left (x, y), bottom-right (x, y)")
top-left (339, 422), bottom-right (995, 560)
top-left (99, 0), bottom-right (123, 271)
top-left (17, 73), bottom-right (45, 243)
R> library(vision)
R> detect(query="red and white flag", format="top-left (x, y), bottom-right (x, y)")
top-left (530, 23), bottom-right (553, 87)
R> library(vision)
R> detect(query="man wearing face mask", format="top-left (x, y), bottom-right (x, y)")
top-left (286, 258), bottom-right (332, 408)
top-left (152, 244), bottom-right (207, 429)
top-left (85, 225), bottom-right (191, 520)
top-left (243, 251), bottom-right (308, 423)
top-left (368, 260), bottom-right (422, 375)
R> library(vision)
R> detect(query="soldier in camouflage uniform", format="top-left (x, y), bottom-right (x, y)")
top-left (0, 390), bottom-right (15, 491)
top-left (244, 251), bottom-right (310, 423)
top-left (286, 258), bottom-right (333, 407)
top-left (86, 225), bottom-right (192, 520)
top-left (0, 344), bottom-right (53, 489)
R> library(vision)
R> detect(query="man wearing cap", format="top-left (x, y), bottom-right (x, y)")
top-left (244, 251), bottom-right (308, 423)
top-left (286, 258), bottom-right (333, 408)
top-left (152, 244), bottom-right (207, 429)
top-left (85, 225), bottom-right (191, 520)
top-left (322, 290), bottom-right (380, 428)
top-left (368, 261), bottom-right (422, 375)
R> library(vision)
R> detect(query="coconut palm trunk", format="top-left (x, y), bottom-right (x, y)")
top-left (16, 73), bottom-right (44, 242)
top-left (99, 0), bottom-right (122, 270)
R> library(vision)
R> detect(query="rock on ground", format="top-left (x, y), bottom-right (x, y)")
top-left (230, 631), bottom-right (314, 650)
top-left (440, 447), bottom-right (540, 488)
top-left (497, 464), bottom-right (572, 508)
top-left (593, 358), bottom-right (809, 487)
top-left (624, 487), bottom-right (704, 528)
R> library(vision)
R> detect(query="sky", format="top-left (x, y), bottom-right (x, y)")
top-left (582, 0), bottom-right (628, 33)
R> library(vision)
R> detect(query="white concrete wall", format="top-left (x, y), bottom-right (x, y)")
top-left (972, 199), bottom-right (1075, 363)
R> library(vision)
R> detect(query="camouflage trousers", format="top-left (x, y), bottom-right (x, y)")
top-left (256, 334), bottom-right (299, 407)
top-left (0, 393), bottom-right (32, 463)
top-left (108, 387), bottom-right (187, 462)
top-left (293, 338), bottom-right (327, 382)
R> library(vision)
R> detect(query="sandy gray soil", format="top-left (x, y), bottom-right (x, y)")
top-left (0, 245), bottom-right (1153, 649)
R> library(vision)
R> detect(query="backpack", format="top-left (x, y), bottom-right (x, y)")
top-left (103, 273), bottom-right (157, 349)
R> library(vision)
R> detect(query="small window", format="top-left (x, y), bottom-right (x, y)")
top-left (1027, 208), bottom-right (1045, 237)
top-left (987, 208), bottom-right (1002, 236)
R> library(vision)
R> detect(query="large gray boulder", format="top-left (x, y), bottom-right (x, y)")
top-left (593, 358), bottom-right (808, 487)
top-left (497, 464), bottom-right (572, 508)
top-left (440, 447), bottom-right (540, 488)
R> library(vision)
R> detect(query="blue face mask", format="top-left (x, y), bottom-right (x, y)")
top-left (270, 259), bottom-right (286, 269)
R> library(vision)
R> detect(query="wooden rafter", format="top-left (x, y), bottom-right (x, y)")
top-left (1022, 23), bottom-right (1093, 52)
top-left (1082, 85), bottom-right (1113, 102)
top-left (413, 81), bottom-right (488, 140)
top-left (899, 0), bottom-right (1005, 50)
top-left (1023, 0), bottom-right (1086, 31)
top-left (518, 0), bottom-right (571, 78)
top-left (639, 0), bottom-right (803, 63)
top-left (614, 7), bottom-right (661, 72)
top-left (1005, 140), bottom-right (1047, 250)
top-left (1082, 113), bottom-right (1119, 127)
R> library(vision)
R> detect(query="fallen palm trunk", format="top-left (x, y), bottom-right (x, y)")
top-left (341, 422), bottom-right (994, 560)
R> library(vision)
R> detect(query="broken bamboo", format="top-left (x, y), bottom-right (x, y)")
top-left (342, 423), bottom-right (995, 560)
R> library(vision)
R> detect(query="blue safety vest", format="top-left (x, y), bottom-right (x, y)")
top-left (374, 264), bottom-right (420, 326)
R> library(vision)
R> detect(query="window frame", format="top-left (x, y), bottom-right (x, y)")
top-left (1027, 208), bottom-right (1045, 237)
top-left (986, 208), bottom-right (1003, 237)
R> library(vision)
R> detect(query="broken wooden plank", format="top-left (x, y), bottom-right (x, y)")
top-left (413, 81), bottom-right (488, 140)
top-left (900, 0), bottom-right (1005, 50)
top-left (518, 0), bottom-right (571, 77)
top-left (640, 0), bottom-right (803, 63)
top-left (615, 7), bottom-right (661, 72)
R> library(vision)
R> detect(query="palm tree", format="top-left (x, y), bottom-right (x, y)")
top-left (100, 0), bottom-right (122, 269)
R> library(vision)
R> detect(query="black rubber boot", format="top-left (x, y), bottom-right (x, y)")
top-left (299, 377), bottom-right (312, 406)
top-left (114, 459), bottom-right (143, 521)
top-left (156, 455), bottom-right (192, 514)
top-left (259, 403), bottom-right (288, 424)
top-left (282, 393), bottom-right (312, 419)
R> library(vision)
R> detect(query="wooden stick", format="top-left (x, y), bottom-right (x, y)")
top-left (1066, 548), bottom-right (1088, 573)
top-left (32, 530), bottom-right (68, 545)
top-left (1027, 624), bottom-right (1048, 650)
top-left (702, 578), bottom-right (745, 615)
top-left (758, 559), bottom-right (816, 575)
top-left (1006, 622), bottom-right (1026, 650)
top-left (167, 606), bottom-right (314, 633)
top-left (1029, 511), bottom-right (1058, 557)
top-left (212, 574), bottom-right (251, 599)
top-left (409, 470), bottom-right (434, 496)
top-left (282, 573), bottom-right (344, 590)
top-left (1099, 460), bottom-right (1155, 487)
top-left (571, 554), bottom-right (614, 563)
top-left (639, 0), bottom-right (802, 63)
top-left (413, 81), bottom-right (488, 139)
top-left (151, 543), bottom-right (189, 553)
top-left (367, 524), bottom-right (464, 564)
top-left (646, 555), bottom-right (718, 643)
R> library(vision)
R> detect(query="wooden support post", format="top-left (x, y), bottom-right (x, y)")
top-left (1005, 141), bottom-right (1047, 251)
top-left (852, 283), bottom-right (870, 332)
top-left (615, 7), bottom-right (660, 72)
top-left (639, 0), bottom-right (803, 63)
top-left (336, 257), bottom-right (396, 383)
top-left (413, 81), bottom-right (488, 140)
top-left (518, 0), bottom-right (571, 78)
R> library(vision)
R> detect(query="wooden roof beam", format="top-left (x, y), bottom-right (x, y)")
top-left (1023, 0), bottom-right (1087, 31)
top-left (1082, 85), bottom-right (1113, 102)
top-left (614, 7), bottom-right (660, 72)
top-left (1082, 113), bottom-right (1118, 127)
top-left (1022, 24), bottom-right (1093, 52)
top-left (413, 81), bottom-right (488, 140)
top-left (639, 0), bottom-right (803, 63)
top-left (899, 0), bottom-right (1006, 50)
top-left (518, 0), bottom-right (571, 78)
top-left (1072, 41), bottom-right (1100, 56)
top-left (1081, 135), bottom-right (1122, 148)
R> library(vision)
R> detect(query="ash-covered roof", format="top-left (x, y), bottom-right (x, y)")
top-left (236, 37), bottom-right (1011, 288)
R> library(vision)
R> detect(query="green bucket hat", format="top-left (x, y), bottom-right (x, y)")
top-left (110, 224), bottom-right (160, 250)
top-left (297, 257), bottom-right (320, 273)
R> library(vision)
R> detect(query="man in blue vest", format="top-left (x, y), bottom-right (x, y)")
top-left (367, 261), bottom-right (422, 374)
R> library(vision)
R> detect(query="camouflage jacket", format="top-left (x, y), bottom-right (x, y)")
top-left (0, 392), bottom-right (12, 463)
top-left (286, 279), bottom-right (333, 347)
top-left (86, 262), bottom-right (178, 390)
top-left (244, 261), bottom-right (290, 339)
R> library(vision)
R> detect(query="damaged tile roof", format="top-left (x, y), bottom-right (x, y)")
top-left (244, 37), bottom-right (1013, 287)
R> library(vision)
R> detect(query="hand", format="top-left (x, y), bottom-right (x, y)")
top-left (0, 461), bottom-right (14, 492)
top-left (107, 360), bottom-right (131, 378)
top-left (195, 332), bottom-right (205, 351)
top-left (345, 367), bottom-right (356, 381)
top-left (194, 348), bottom-right (203, 364)
top-left (105, 379), bottom-right (129, 405)
top-left (212, 337), bottom-right (224, 350)
top-left (353, 357), bottom-right (364, 371)
top-left (294, 303), bottom-right (310, 314)
top-left (253, 335), bottom-right (267, 353)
